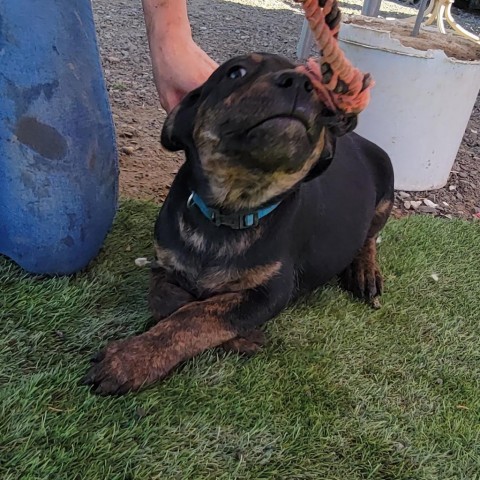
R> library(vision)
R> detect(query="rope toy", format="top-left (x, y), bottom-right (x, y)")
top-left (294, 0), bottom-right (374, 115)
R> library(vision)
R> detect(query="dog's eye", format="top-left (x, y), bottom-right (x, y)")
top-left (227, 66), bottom-right (247, 80)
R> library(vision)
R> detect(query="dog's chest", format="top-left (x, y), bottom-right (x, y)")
top-left (154, 218), bottom-right (280, 297)
top-left (154, 244), bottom-right (233, 295)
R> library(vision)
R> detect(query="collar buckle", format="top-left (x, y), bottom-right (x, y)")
top-left (187, 191), bottom-right (279, 230)
top-left (212, 211), bottom-right (253, 230)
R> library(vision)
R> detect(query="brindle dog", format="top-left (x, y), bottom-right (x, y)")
top-left (82, 53), bottom-right (394, 395)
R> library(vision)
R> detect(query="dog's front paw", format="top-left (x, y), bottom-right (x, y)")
top-left (341, 260), bottom-right (383, 307)
top-left (81, 336), bottom-right (165, 395)
top-left (221, 329), bottom-right (266, 356)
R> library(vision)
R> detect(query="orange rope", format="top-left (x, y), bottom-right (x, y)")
top-left (294, 0), bottom-right (374, 115)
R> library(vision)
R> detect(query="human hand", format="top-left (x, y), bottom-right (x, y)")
top-left (151, 37), bottom-right (218, 113)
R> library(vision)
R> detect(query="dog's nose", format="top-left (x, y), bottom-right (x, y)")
top-left (273, 71), bottom-right (313, 93)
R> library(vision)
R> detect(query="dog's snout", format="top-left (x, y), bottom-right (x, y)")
top-left (273, 72), bottom-right (313, 93)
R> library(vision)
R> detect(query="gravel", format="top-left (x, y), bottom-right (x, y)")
top-left (92, 0), bottom-right (480, 219)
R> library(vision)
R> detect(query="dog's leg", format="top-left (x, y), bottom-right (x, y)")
top-left (147, 266), bottom-right (195, 322)
top-left (149, 266), bottom-right (267, 355)
top-left (340, 198), bottom-right (393, 305)
top-left (82, 286), bottom-right (290, 395)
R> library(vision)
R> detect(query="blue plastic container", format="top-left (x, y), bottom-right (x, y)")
top-left (0, 1), bottom-right (118, 275)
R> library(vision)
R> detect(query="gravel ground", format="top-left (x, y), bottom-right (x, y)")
top-left (92, 0), bottom-right (480, 219)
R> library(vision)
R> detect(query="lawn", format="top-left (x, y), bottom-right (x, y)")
top-left (1, 200), bottom-right (479, 480)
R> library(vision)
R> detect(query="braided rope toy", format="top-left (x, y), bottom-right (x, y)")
top-left (294, 0), bottom-right (374, 115)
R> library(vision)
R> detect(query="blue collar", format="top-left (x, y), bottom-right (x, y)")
top-left (187, 192), bottom-right (280, 229)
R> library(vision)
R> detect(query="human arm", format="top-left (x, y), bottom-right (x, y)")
top-left (141, 0), bottom-right (218, 113)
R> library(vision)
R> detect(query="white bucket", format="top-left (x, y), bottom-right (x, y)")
top-left (339, 21), bottom-right (480, 191)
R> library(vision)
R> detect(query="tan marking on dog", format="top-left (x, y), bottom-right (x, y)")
top-left (194, 127), bottom-right (326, 210)
top-left (199, 261), bottom-right (282, 293)
top-left (376, 198), bottom-right (393, 217)
top-left (178, 216), bottom-right (207, 253)
top-left (368, 198), bottom-right (393, 238)
top-left (250, 53), bottom-right (264, 64)
top-left (154, 242), bottom-right (195, 275)
top-left (223, 94), bottom-right (238, 108)
top-left (214, 226), bottom-right (264, 259)
top-left (155, 243), bottom-right (280, 295)
top-left (177, 213), bottom-right (262, 258)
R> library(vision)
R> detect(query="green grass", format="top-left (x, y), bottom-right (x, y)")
top-left (1, 200), bottom-right (480, 480)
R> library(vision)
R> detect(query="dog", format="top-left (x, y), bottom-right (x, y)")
top-left (82, 53), bottom-right (394, 395)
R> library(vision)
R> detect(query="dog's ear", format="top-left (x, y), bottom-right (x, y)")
top-left (161, 86), bottom-right (203, 152)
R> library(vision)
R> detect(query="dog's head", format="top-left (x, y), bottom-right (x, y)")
top-left (161, 53), bottom-right (357, 209)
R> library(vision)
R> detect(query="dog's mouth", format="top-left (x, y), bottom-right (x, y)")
top-left (221, 112), bottom-right (312, 140)
top-left (246, 114), bottom-right (309, 134)
top-left (215, 105), bottom-right (321, 172)
top-left (244, 113), bottom-right (315, 147)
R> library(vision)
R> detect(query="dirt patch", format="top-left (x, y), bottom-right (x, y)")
top-left (115, 105), bottom-right (183, 202)
top-left (344, 15), bottom-right (480, 61)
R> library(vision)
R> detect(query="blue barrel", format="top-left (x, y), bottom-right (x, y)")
top-left (0, 1), bottom-right (118, 275)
